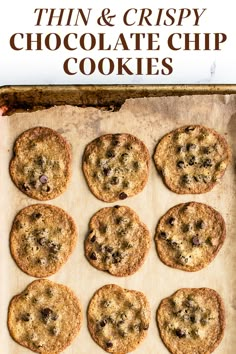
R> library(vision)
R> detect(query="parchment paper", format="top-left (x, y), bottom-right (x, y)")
top-left (0, 95), bottom-right (235, 354)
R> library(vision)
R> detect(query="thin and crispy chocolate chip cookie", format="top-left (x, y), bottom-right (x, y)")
top-left (88, 284), bottom-right (150, 353)
top-left (8, 279), bottom-right (82, 353)
top-left (157, 288), bottom-right (225, 354)
top-left (83, 133), bottom-right (150, 202)
top-left (85, 205), bottom-right (150, 276)
top-left (154, 125), bottom-right (230, 194)
top-left (10, 127), bottom-right (72, 200)
top-left (155, 202), bottom-right (226, 272)
top-left (10, 204), bottom-right (77, 277)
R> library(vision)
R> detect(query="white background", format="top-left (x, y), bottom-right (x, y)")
top-left (0, 0), bottom-right (236, 85)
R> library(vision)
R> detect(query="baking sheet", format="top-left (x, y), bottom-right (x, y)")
top-left (0, 94), bottom-right (235, 354)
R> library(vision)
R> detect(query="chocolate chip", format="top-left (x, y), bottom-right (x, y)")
top-left (177, 160), bottom-right (185, 168)
top-left (117, 227), bottom-right (127, 236)
top-left (41, 308), bottom-right (53, 322)
top-left (120, 153), bottom-right (129, 163)
top-left (125, 143), bottom-right (133, 150)
top-left (201, 318), bottom-right (208, 325)
top-left (159, 231), bottom-right (167, 239)
top-left (105, 246), bottom-right (113, 253)
top-left (111, 138), bottom-right (120, 146)
top-left (191, 329), bottom-right (200, 338)
top-left (193, 175), bottom-right (199, 182)
top-left (49, 253), bottom-right (58, 261)
top-left (35, 342), bottom-right (44, 349)
top-left (39, 175), bottom-right (48, 184)
top-left (46, 288), bottom-right (54, 297)
top-left (190, 315), bottom-right (197, 323)
top-left (122, 241), bottom-right (133, 249)
top-left (103, 255), bottom-right (110, 263)
top-left (100, 319), bottom-right (107, 327)
top-left (120, 313), bottom-right (127, 321)
top-left (168, 217), bottom-right (175, 226)
top-left (23, 292), bottom-right (29, 298)
top-left (99, 224), bottom-right (107, 233)
top-left (182, 174), bottom-right (191, 184)
top-left (175, 328), bottom-right (186, 338)
top-left (192, 236), bottom-right (201, 246)
top-left (202, 146), bottom-right (212, 154)
top-left (119, 330), bottom-right (128, 337)
top-left (22, 183), bottom-right (30, 191)
top-left (32, 212), bottom-right (42, 220)
top-left (37, 258), bottom-right (47, 265)
top-left (34, 228), bottom-right (46, 237)
top-left (178, 255), bottom-right (189, 264)
top-left (133, 161), bottom-right (139, 170)
top-left (48, 241), bottom-right (61, 254)
top-left (187, 143), bottom-right (197, 151)
top-left (170, 240), bottom-right (178, 249)
top-left (116, 217), bottom-right (123, 224)
top-left (107, 316), bottom-right (115, 324)
top-left (37, 237), bottom-right (47, 246)
top-left (112, 251), bottom-right (120, 258)
top-left (117, 320), bottom-right (125, 326)
top-left (103, 300), bottom-right (111, 308)
top-left (110, 176), bottom-right (119, 185)
top-left (21, 313), bottom-right (31, 321)
top-left (182, 224), bottom-right (191, 232)
top-left (177, 145), bottom-right (186, 153)
top-left (122, 180), bottom-right (129, 188)
top-left (51, 313), bottom-right (58, 321)
top-left (188, 156), bottom-right (196, 166)
top-left (103, 167), bottom-right (111, 177)
top-left (30, 180), bottom-right (37, 188)
top-left (104, 183), bottom-right (111, 191)
top-left (106, 150), bottom-right (115, 158)
top-left (37, 155), bottom-right (47, 167)
top-left (206, 237), bottom-right (212, 245)
top-left (114, 205), bottom-right (120, 209)
top-left (119, 192), bottom-right (127, 200)
top-left (50, 326), bottom-right (59, 336)
top-left (143, 324), bottom-right (149, 330)
top-left (185, 297), bottom-right (195, 307)
top-left (90, 252), bottom-right (97, 260)
top-left (41, 308), bottom-right (53, 316)
top-left (203, 158), bottom-right (212, 167)
top-left (98, 244), bottom-right (105, 253)
top-left (106, 341), bottom-right (113, 348)
top-left (112, 251), bottom-right (122, 263)
top-left (196, 220), bottom-right (205, 229)
top-left (202, 175), bottom-right (210, 183)
top-left (90, 235), bottom-right (96, 243)
top-left (185, 126), bottom-right (195, 133)
top-left (15, 220), bottom-right (23, 230)
top-left (133, 324), bottom-right (141, 332)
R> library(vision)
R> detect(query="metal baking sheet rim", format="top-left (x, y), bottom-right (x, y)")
top-left (1, 85), bottom-right (236, 111)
